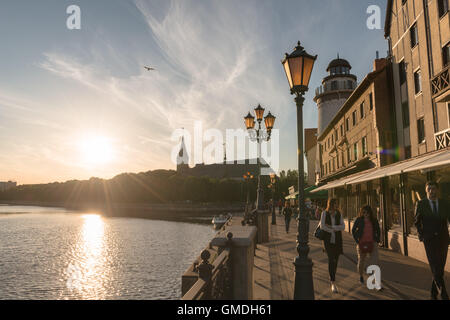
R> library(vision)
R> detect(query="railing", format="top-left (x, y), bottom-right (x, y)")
top-left (431, 64), bottom-right (449, 99)
top-left (182, 233), bottom-right (233, 300)
top-left (435, 127), bottom-right (450, 150)
top-left (315, 80), bottom-right (357, 97)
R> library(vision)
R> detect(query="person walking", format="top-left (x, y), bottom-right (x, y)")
top-left (414, 181), bottom-right (450, 300)
top-left (320, 198), bottom-right (345, 293)
top-left (278, 199), bottom-right (283, 215)
top-left (315, 205), bottom-right (321, 220)
top-left (352, 205), bottom-right (381, 287)
top-left (282, 201), bottom-right (293, 233)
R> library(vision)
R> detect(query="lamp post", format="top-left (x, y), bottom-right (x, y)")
top-left (281, 41), bottom-right (317, 300)
top-left (244, 106), bottom-right (276, 211)
top-left (243, 171), bottom-right (254, 222)
top-left (269, 173), bottom-right (277, 225)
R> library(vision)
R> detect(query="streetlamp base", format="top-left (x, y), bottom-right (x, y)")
top-left (293, 257), bottom-right (315, 300)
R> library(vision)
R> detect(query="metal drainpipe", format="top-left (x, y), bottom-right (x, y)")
top-left (422, 0), bottom-right (438, 132)
top-left (422, 0), bottom-right (434, 78)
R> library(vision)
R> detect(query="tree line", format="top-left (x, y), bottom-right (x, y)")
top-left (0, 169), bottom-right (303, 204)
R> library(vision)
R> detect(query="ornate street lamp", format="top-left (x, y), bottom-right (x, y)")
top-left (244, 105), bottom-right (276, 211)
top-left (281, 41), bottom-right (317, 300)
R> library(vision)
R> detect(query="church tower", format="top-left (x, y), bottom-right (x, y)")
top-left (314, 55), bottom-right (357, 136)
top-left (176, 135), bottom-right (189, 174)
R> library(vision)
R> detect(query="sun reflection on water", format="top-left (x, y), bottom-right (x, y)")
top-left (65, 214), bottom-right (109, 299)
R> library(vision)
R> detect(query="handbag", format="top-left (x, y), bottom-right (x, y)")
top-left (359, 241), bottom-right (374, 254)
top-left (314, 223), bottom-right (326, 240)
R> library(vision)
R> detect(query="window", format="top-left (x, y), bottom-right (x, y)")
top-left (402, 101), bottom-right (410, 127)
top-left (402, 5), bottom-right (409, 32)
top-left (353, 143), bottom-right (358, 161)
top-left (335, 130), bottom-right (338, 142)
top-left (340, 124), bottom-right (344, 137)
top-left (341, 153), bottom-right (345, 168)
top-left (347, 80), bottom-right (353, 89)
top-left (399, 60), bottom-right (407, 85)
top-left (438, 0), bottom-right (449, 18)
top-left (352, 110), bottom-right (357, 126)
top-left (345, 118), bottom-right (349, 131)
top-left (417, 118), bottom-right (425, 144)
top-left (405, 146), bottom-right (412, 159)
top-left (360, 102), bottom-right (365, 119)
top-left (362, 137), bottom-right (367, 156)
top-left (443, 43), bottom-right (450, 67)
top-left (410, 24), bottom-right (418, 48)
top-left (337, 154), bottom-right (340, 169)
top-left (347, 148), bottom-right (351, 164)
top-left (333, 158), bottom-right (335, 172)
top-left (331, 81), bottom-right (338, 90)
top-left (414, 70), bottom-right (422, 94)
top-left (369, 93), bottom-right (373, 111)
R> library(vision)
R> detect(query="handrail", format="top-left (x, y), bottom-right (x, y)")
top-left (435, 127), bottom-right (450, 150)
top-left (182, 233), bottom-right (233, 300)
top-left (431, 64), bottom-right (449, 98)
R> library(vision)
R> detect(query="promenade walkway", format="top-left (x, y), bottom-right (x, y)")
top-left (252, 211), bottom-right (450, 300)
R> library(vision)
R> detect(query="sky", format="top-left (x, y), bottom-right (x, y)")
top-left (0, 0), bottom-right (388, 185)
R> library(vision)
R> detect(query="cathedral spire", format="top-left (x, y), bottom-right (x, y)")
top-left (177, 130), bottom-right (189, 172)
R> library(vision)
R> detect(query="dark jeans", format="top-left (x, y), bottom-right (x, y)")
top-left (324, 242), bottom-right (341, 282)
top-left (424, 235), bottom-right (449, 298)
top-left (285, 216), bottom-right (291, 232)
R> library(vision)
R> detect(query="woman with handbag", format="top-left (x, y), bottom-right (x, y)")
top-left (351, 205), bottom-right (381, 287)
top-left (320, 198), bottom-right (345, 293)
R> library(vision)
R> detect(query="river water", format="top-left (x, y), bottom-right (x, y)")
top-left (0, 205), bottom-right (215, 300)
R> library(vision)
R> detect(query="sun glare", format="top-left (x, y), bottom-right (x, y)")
top-left (79, 135), bottom-right (115, 166)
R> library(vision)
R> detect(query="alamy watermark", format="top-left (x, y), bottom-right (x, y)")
top-left (366, 265), bottom-right (382, 290)
top-left (67, 5), bottom-right (81, 30)
top-left (171, 121), bottom-right (280, 175)
top-left (367, 5), bottom-right (382, 30)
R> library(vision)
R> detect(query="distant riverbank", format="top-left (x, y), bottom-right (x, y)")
top-left (0, 201), bottom-right (245, 224)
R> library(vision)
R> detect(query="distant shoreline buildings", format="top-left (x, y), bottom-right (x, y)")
top-left (176, 136), bottom-right (272, 180)
top-left (0, 181), bottom-right (17, 192)
top-left (305, 0), bottom-right (449, 270)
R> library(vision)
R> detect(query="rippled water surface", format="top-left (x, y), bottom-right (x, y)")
top-left (0, 205), bottom-right (215, 300)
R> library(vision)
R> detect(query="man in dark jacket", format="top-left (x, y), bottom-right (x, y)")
top-left (414, 181), bottom-right (450, 300)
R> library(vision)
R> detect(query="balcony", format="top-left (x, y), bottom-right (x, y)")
top-left (435, 128), bottom-right (450, 151)
top-left (315, 80), bottom-right (357, 97)
top-left (431, 64), bottom-right (450, 102)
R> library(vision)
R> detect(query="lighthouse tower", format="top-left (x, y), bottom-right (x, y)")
top-left (314, 55), bottom-right (357, 136)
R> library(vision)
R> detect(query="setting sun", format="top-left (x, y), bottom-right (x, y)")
top-left (79, 135), bottom-right (115, 166)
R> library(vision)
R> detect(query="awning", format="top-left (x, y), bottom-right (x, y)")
top-left (311, 150), bottom-right (450, 191)
top-left (311, 170), bottom-right (370, 192)
top-left (349, 152), bottom-right (438, 185)
top-left (403, 150), bottom-right (450, 173)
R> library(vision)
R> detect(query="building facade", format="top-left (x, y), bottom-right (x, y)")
top-left (317, 58), bottom-right (396, 185)
top-left (0, 181), bottom-right (17, 192)
top-left (304, 128), bottom-right (318, 186)
top-left (176, 136), bottom-right (271, 180)
top-left (312, 0), bottom-right (450, 269)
